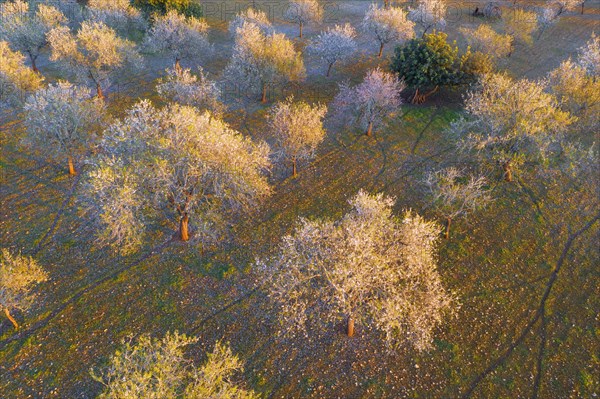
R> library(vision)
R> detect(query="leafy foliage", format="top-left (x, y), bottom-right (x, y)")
top-left (92, 332), bottom-right (258, 399)
top-left (0, 40), bottom-right (43, 106)
top-left (0, 248), bottom-right (48, 315)
top-left (132, 0), bottom-right (203, 18)
top-left (257, 190), bottom-right (455, 351)
top-left (47, 21), bottom-right (142, 98)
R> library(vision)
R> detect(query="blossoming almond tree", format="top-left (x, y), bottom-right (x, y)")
top-left (86, 0), bottom-right (146, 34)
top-left (307, 23), bottom-right (357, 77)
top-left (362, 4), bottom-right (415, 57)
top-left (0, 41), bottom-right (43, 106)
top-left (0, 0), bottom-right (66, 72)
top-left (23, 81), bottom-right (105, 176)
top-left (332, 68), bottom-right (404, 137)
top-left (156, 66), bottom-right (225, 116)
top-left (229, 8), bottom-right (273, 36)
top-left (458, 73), bottom-right (576, 182)
top-left (459, 24), bottom-right (513, 59)
top-left (47, 21), bottom-right (142, 99)
top-left (268, 96), bottom-right (327, 177)
top-left (257, 190), bottom-right (455, 350)
top-left (91, 332), bottom-right (259, 399)
top-left (284, 0), bottom-right (323, 38)
top-left (85, 101), bottom-right (271, 254)
top-left (225, 22), bottom-right (305, 103)
top-left (424, 167), bottom-right (492, 239)
top-left (0, 248), bottom-right (48, 329)
top-left (408, 0), bottom-right (447, 37)
top-left (144, 10), bottom-right (211, 72)
top-left (577, 33), bottom-right (599, 76)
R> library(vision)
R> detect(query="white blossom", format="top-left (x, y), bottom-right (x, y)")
top-left (408, 0), bottom-right (447, 36)
top-left (268, 96), bottom-right (327, 177)
top-left (86, 0), bottom-right (146, 34)
top-left (284, 0), bottom-right (323, 38)
top-left (577, 33), bottom-right (600, 76)
top-left (307, 23), bottom-right (357, 77)
top-left (0, 40), bottom-right (43, 106)
top-left (144, 10), bottom-right (211, 71)
top-left (0, 0), bottom-right (66, 72)
top-left (332, 68), bottom-right (404, 136)
top-left (362, 3), bottom-right (415, 57)
top-left (228, 8), bottom-right (273, 36)
top-left (257, 190), bottom-right (455, 351)
top-left (85, 101), bottom-right (271, 254)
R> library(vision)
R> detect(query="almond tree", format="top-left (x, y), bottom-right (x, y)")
top-left (85, 101), bottom-right (271, 254)
top-left (548, 59), bottom-right (600, 131)
top-left (225, 22), bottom-right (305, 103)
top-left (307, 23), bottom-right (357, 77)
top-left (269, 96), bottom-right (327, 177)
top-left (408, 0), bottom-right (447, 37)
top-left (577, 33), bottom-right (599, 76)
top-left (0, 248), bottom-right (48, 329)
top-left (257, 190), bottom-right (455, 350)
top-left (91, 332), bottom-right (259, 399)
top-left (501, 8), bottom-right (538, 49)
top-left (423, 167), bottom-right (491, 239)
top-left (86, 0), bottom-right (146, 34)
top-left (459, 24), bottom-right (513, 59)
top-left (458, 73), bottom-right (575, 182)
top-left (0, 0), bottom-right (66, 72)
top-left (229, 8), bottom-right (273, 36)
top-left (362, 3), bottom-right (415, 57)
top-left (144, 10), bottom-right (210, 72)
top-left (284, 0), bottom-right (323, 38)
top-left (0, 41), bottom-right (43, 106)
top-left (156, 66), bottom-right (225, 116)
top-left (47, 21), bottom-right (142, 99)
top-left (332, 68), bottom-right (404, 137)
top-left (23, 81), bottom-right (105, 176)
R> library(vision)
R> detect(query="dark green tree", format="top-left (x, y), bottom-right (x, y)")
top-left (133, 0), bottom-right (202, 18)
top-left (391, 32), bottom-right (480, 104)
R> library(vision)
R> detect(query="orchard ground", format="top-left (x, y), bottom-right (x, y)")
top-left (1, 1), bottom-right (599, 398)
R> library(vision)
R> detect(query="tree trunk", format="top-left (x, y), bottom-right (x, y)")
top-left (261, 83), bottom-right (267, 103)
top-left (581, 2), bottom-right (585, 14)
top-left (299, 22), bottom-right (303, 38)
top-left (326, 62), bottom-right (334, 77)
top-left (503, 162), bottom-right (513, 182)
top-left (412, 88), bottom-right (421, 104)
top-left (30, 55), bottom-right (39, 73)
top-left (4, 308), bottom-right (18, 329)
top-left (68, 156), bottom-right (76, 176)
top-left (378, 42), bottom-right (384, 57)
top-left (347, 315), bottom-right (354, 337)
top-left (365, 121), bottom-right (373, 137)
top-left (292, 157), bottom-right (297, 178)
top-left (96, 83), bottom-right (104, 100)
top-left (179, 213), bottom-right (189, 241)
top-left (444, 217), bottom-right (451, 239)
top-left (175, 58), bottom-right (181, 72)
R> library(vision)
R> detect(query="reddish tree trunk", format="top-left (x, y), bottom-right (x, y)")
top-left (365, 121), bottom-right (373, 137)
top-left (30, 55), bottom-right (39, 73)
top-left (503, 162), bottom-right (513, 182)
top-left (326, 62), bottom-right (334, 77)
top-left (96, 83), bottom-right (104, 100)
top-left (180, 214), bottom-right (189, 241)
top-left (378, 42), bottom-right (384, 57)
top-left (175, 58), bottom-right (181, 72)
top-left (261, 83), bottom-right (267, 103)
top-left (68, 156), bottom-right (76, 176)
top-left (299, 22), bottom-right (303, 38)
top-left (4, 308), bottom-right (18, 329)
top-left (292, 157), bottom-right (297, 178)
top-left (347, 315), bottom-right (354, 337)
top-left (444, 217), bottom-right (451, 239)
